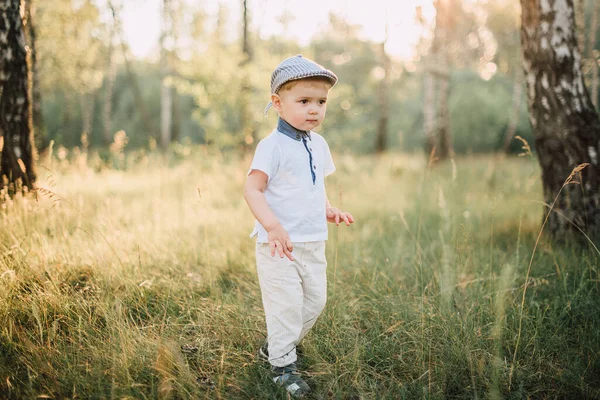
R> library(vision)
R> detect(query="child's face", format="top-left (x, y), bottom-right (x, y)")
top-left (272, 80), bottom-right (330, 132)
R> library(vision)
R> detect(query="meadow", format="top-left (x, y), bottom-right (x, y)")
top-left (0, 147), bottom-right (599, 399)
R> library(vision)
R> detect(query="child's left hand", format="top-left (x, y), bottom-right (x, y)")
top-left (326, 207), bottom-right (355, 226)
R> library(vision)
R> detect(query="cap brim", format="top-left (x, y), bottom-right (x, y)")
top-left (273, 72), bottom-right (338, 94)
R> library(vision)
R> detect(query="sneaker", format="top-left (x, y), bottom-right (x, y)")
top-left (271, 363), bottom-right (311, 398)
top-left (258, 339), bottom-right (269, 363)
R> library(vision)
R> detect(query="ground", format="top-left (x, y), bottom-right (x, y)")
top-left (0, 148), bottom-right (598, 399)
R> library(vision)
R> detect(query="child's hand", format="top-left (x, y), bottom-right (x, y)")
top-left (326, 207), bottom-right (355, 226)
top-left (267, 224), bottom-right (294, 261)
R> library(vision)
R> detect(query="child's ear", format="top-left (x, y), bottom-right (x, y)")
top-left (271, 94), bottom-right (283, 111)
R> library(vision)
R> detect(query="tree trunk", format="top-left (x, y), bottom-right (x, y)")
top-left (0, 0), bottom-right (36, 191)
top-left (160, 0), bottom-right (174, 150)
top-left (521, 0), bottom-right (600, 239)
top-left (172, 90), bottom-right (180, 143)
top-left (81, 92), bottom-right (95, 145)
top-left (423, 68), bottom-right (437, 156)
top-left (423, 1), bottom-right (442, 156)
top-left (103, 3), bottom-right (117, 145)
top-left (160, 75), bottom-right (172, 149)
top-left (423, 0), bottom-right (454, 160)
top-left (503, 73), bottom-right (524, 152)
top-left (240, 0), bottom-right (255, 148)
top-left (61, 90), bottom-right (74, 144)
top-left (575, 0), bottom-right (586, 55)
top-left (437, 68), bottom-right (453, 159)
top-left (242, 0), bottom-right (252, 65)
top-left (434, 0), bottom-right (453, 160)
top-left (376, 39), bottom-right (390, 153)
top-left (588, 0), bottom-right (598, 108)
top-left (23, 0), bottom-right (45, 152)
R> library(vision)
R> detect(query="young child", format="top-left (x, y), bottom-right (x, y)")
top-left (244, 55), bottom-right (354, 398)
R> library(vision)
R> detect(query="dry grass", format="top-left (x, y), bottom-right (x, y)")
top-left (0, 147), bottom-right (599, 399)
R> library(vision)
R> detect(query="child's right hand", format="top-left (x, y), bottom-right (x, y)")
top-left (267, 224), bottom-right (294, 261)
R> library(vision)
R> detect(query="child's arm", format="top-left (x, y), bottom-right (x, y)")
top-left (244, 170), bottom-right (294, 261)
top-left (325, 196), bottom-right (355, 226)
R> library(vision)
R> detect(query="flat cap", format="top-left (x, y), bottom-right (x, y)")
top-left (270, 54), bottom-right (338, 94)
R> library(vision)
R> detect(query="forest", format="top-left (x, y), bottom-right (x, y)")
top-left (0, 0), bottom-right (599, 398)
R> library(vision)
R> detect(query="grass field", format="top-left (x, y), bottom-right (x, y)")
top-left (1, 148), bottom-right (599, 399)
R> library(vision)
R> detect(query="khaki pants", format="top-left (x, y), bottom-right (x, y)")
top-left (256, 241), bottom-right (328, 368)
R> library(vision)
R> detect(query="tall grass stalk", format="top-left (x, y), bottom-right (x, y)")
top-left (415, 149), bottom-right (437, 381)
top-left (490, 262), bottom-right (514, 399)
top-left (509, 163), bottom-right (591, 388)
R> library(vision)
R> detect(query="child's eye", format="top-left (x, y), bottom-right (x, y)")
top-left (300, 99), bottom-right (308, 104)
top-left (319, 100), bottom-right (327, 105)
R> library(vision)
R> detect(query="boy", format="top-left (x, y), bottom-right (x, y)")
top-left (244, 55), bottom-right (354, 398)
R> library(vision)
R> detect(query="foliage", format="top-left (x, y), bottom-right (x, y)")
top-left (37, 0), bottom-right (106, 94)
top-left (0, 151), bottom-right (599, 398)
top-left (33, 2), bottom-right (543, 154)
top-left (449, 70), bottom-right (532, 153)
top-left (480, 0), bottom-right (522, 75)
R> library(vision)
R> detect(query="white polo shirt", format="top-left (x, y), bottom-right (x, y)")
top-left (248, 122), bottom-right (336, 243)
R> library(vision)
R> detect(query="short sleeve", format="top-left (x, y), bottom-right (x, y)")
top-left (323, 139), bottom-right (336, 177)
top-left (248, 138), bottom-right (280, 181)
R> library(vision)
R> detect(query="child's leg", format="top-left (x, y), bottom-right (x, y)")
top-left (256, 243), bottom-right (304, 368)
top-left (298, 241), bottom-right (327, 341)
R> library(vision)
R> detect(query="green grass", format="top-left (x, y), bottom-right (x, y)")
top-left (0, 148), bottom-right (599, 399)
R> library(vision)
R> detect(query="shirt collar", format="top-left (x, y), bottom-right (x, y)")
top-left (277, 118), bottom-right (311, 141)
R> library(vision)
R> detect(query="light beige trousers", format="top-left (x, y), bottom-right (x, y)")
top-left (256, 241), bottom-right (328, 368)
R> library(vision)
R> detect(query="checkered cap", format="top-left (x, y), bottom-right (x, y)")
top-left (270, 55), bottom-right (337, 94)
top-left (264, 55), bottom-right (338, 115)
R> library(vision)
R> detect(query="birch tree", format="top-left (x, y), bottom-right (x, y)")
top-left (588, 0), bottom-right (598, 108)
top-left (0, 0), bottom-right (36, 191)
top-left (375, 30), bottom-right (390, 154)
top-left (240, 0), bottom-right (255, 147)
top-left (103, 0), bottom-right (118, 145)
top-left (160, 0), bottom-right (174, 149)
top-left (23, 0), bottom-right (46, 151)
top-left (423, 0), bottom-right (478, 159)
top-left (521, 0), bottom-right (600, 238)
top-left (435, 0), bottom-right (454, 160)
top-left (422, 1), bottom-right (446, 157)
